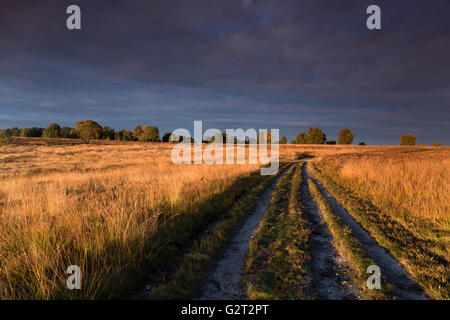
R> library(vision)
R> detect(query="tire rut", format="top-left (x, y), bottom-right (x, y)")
top-left (199, 166), bottom-right (291, 300)
top-left (305, 161), bottom-right (429, 300)
top-left (300, 164), bottom-right (358, 300)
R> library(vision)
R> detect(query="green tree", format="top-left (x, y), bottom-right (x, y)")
top-left (295, 132), bottom-right (308, 144)
top-left (399, 134), bottom-right (416, 146)
top-left (75, 120), bottom-right (102, 144)
top-left (20, 127), bottom-right (44, 137)
top-left (307, 127), bottom-right (326, 144)
top-left (42, 123), bottom-right (62, 138)
top-left (0, 130), bottom-right (11, 144)
top-left (114, 131), bottom-right (123, 141)
top-left (133, 125), bottom-right (143, 141)
top-left (279, 136), bottom-right (287, 144)
top-left (102, 126), bottom-right (115, 140)
top-left (61, 127), bottom-right (78, 138)
top-left (9, 127), bottom-right (20, 136)
top-left (432, 142), bottom-right (443, 147)
top-left (338, 128), bottom-right (355, 145)
top-left (141, 126), bottom-right (161, 142)
top-left (121, 130), bottom-right (133, 141)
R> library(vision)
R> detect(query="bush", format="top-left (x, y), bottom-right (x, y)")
top-left (433, 142), bottom-right (443, 147)
top-left (338, 128), bottom-right (355, 145)
top-left (121, 130), bottom-right (134, 141)
top-left (358, 142), bottom-right (366, 146)
top-left (399, 134), bottom-right (416, 146)
top-left (279, 136), bottom-right (287, 144)
top-left (326, 139), bottom-right (336, 145)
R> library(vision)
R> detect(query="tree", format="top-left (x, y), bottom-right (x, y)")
top-left (42, 123), bottom-right (61, 138)
top-left (290, 139), bottom-right (296, 144)
top-left (162, 132), bottom-right (172, 142)
top-left (102, 126), bottom-right (115, 140)
top-left (279, 136), bottom-right (287, 144)
top-left (295, 132), bottom-right (308, 144)
top-left (61, 127), bottom-right (78, 138)
top-left (399, 134), bottom-right (416, 146)
top-left (75, 120), bottom-right (102, 144)
top-left (114, 131), bottom-right (123, 141)
top-left (9, 127), bottom-right (20, 136)
top-left (20, 127), bottom-right (44, 137)
top-left (433, 142), bottom-right (443, 147)
top-left (326, 139), bottom-right (336, 145)
top-left (121, 130), bottom-right (133, 141)
top-left (338, 128), bottom-right (355, 145)
top-left (133, 125), bottom-right (143, 141)
top-left (141, 126), bottom-right (161, 142)
top-left (307, 127), bottom-right (326, 144)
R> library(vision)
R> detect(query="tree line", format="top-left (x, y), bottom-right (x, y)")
top-left (0, 120), bottom-right (166, 144)
top-left (283, 127), bottom-right (358, 145)
top-left (0, 122), bottom-right (444, 146)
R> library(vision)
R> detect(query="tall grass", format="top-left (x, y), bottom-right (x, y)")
top-left (0, 143), bottom-right (260, 299)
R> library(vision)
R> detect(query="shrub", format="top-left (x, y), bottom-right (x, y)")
top-left (326, 139), bottom-right (336, 145)
top-left (433, 142), bottom-right (443, 147)
top-left (358, 142), bottom-right (367, 146)
top-left (399, 134), bottom-right (416, 146)
top-left (279, 136), bottom-right (287, 144)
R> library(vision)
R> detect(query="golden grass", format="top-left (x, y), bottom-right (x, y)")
top-left (311, 147), bottom-right (450, 299)
top-left (1, 140), bottom-right (448, 299)
top-left (0, 143), bottom-right (260, 299)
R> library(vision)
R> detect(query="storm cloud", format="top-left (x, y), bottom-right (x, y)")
top-left (0, 0), bottom-right (449, 144)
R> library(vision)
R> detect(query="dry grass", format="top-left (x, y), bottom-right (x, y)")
top-left (311, 146), bottom-right (450, 299)
top-left (0, 142), bottom-right (261, 299)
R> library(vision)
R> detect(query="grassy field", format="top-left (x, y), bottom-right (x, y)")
top-left (0, 139), bottom-right (448, 299)
top-left (0, 142), bottom-right (262, 299)
top-left (310, 147), bottom-right (449, 299)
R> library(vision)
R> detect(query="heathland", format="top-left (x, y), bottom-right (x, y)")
top-left (0, 138), bottom-right (448, 299)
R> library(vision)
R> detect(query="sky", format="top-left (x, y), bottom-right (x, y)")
top-left (0, 0), bottom-right (449, 145)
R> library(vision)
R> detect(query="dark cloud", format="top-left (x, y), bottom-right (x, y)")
top-left (0, 0), bottom-right (449, 144)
